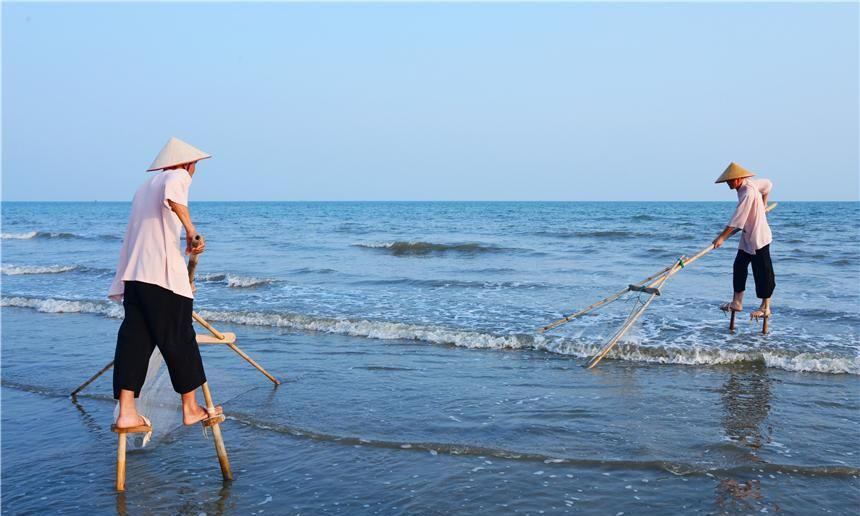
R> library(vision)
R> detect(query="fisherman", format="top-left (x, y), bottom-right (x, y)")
top-left (711, 162), bottom-right (775, 320)
top-left (108, 137), bottom-right (222, 430)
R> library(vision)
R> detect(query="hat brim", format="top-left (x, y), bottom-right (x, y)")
top-left (147, 155), bottom-right (212, 172)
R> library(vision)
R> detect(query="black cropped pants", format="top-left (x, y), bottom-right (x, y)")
top-left (113, 281), bottom-right (206, 399)
top-left (733, 244), bottom-right (776, 299)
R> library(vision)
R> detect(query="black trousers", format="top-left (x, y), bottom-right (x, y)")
top-left (113, 281), bottom-right (206, 399)
top-left (733, 244), bottom-right (776, 299)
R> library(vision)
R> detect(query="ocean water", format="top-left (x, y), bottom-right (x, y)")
top-left (2, 201), bottom-right (859, 514)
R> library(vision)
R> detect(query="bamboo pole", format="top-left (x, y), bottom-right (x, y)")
top-left (193, 311), bottom-right (225, 340)
top-left (187, 235), bottom-right (233, 482)
top-left (71, 360), bottom-right (114, 396)
top-left (644, 203), bottom-right (779, 291)
top-left (223, 341), bottom-right (280, 385)
top-left (116, 432), bottom-right (127, 491)
top-left (538, 263), bottom-right (674, 334)
top-left (586, 260), bottom-right (681, 369)
top-left (201, 382), bottom-right (233, 481)
top-left (193, 311), bottom-right (280, 385)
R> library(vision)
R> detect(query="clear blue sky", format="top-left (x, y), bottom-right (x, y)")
top-left (3, 2), bottom-right (858, 201)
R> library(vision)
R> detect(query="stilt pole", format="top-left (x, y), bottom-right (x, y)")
top-left (201, 382), bottom-right (233, 481)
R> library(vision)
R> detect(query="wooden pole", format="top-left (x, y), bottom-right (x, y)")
top-left (187, 235), bottom-right (233, 482)
top-left (193, 311), bottom-right (225, 340)
top-left (116, 433), bottom-right (127, 491)
top-left (586, 260), bottom-right (681, 369)
top-left (762, 316), bottom-right (769, 335)
top-left (224, 342), bottom-right (281, 385)
top-left (71, 360), bottom-right (114, 396)
top-left (538, 263), bottom-right (674, 333)
top-left (729, 310), bottom-right (737, 333)
top-left (193, 312), bottom-right (280, 385)
top-left (201, 382), bottom-right (233, 481)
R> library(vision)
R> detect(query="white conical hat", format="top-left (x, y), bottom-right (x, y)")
top-left (714, 162), bottom-right (755, 183)
top-left (147, 137), bottom-right (211, 171)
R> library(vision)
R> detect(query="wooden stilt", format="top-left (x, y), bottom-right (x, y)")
top-left (110, 421), bottom-right (152, 491)
top-left (116, 432), bottom-right (126, 491)
top-left (201, 382), bottom-right (233, 481)
top-left (762, 316), bottom-right (769, 335)
top-left (729, 310), bottom-right (737, 333)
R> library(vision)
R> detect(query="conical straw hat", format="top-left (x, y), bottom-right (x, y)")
top-left (714, 162), bottom-right (755, 183)
top-left (147, 137), bottom-right (211, 171)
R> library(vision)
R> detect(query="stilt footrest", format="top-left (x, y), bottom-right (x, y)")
top-left (201, 414), bottom-right (226, 427)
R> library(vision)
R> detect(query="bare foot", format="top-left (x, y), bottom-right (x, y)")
top-left (720, 302), bottom-right (743, 312)
top-left (114, 413), bottom-right (151, 430)
top-left (183, 404), bottom-right (223, 425)
top-left (750, 307), bottom-right (771, 319)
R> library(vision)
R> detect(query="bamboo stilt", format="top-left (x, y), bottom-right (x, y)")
top-left (116, 432), bottom-right (127, 491)
top-left (201, 382), bottom-right (233, 481)
top-left (111, 422), bottom-right (152, 491)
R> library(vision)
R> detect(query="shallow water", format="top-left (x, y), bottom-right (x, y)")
top-left (2, 201), bottom-right (859, 513)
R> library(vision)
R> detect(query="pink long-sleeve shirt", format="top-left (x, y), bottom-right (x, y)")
top-left (108, 170), bottom-right (194, 302)
top-left (727, 178), bottom-right (773, 255)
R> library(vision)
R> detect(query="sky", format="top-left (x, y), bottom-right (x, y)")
top-left (2, 1), bottom-right (858, 201)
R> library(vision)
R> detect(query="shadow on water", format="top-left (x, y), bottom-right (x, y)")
top-left (715, 363), bottom-right (777, 514)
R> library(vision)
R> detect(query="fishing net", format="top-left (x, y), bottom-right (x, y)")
top-left (113, 349), bottom-right (181, 450)
top-left (112, 334), bottom-right (256, 450)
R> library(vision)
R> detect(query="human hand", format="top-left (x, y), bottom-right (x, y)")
top-left (186, 233), bottom-right (205, 255)
top-left (712, 236), bottom-right (725, 249)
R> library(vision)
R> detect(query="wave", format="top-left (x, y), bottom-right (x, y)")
top-left (2, 295), bottom-right (857, 374)
top-left (1, 264), bottom-right (80, 275)
top-left (354, 241), bottom-right (509, 256)
top-left (1, 296), bottom-right (124, 318)
top-left (0, 231), bottom-right (119, 241)
top-left (199, 273), bottom-right (276, 288)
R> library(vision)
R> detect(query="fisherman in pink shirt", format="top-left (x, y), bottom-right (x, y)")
top-left (108, 137), bottom-right (222, 431)
top-left (712, 162), bottom-right (775, 320)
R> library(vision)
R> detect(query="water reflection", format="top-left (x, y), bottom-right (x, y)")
top-left (715, 364), bottom-right (775, 514)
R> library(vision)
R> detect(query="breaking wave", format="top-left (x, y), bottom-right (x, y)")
top-left (354, 241), bottom-right (509, 256)
top-left (1, 264), bottom-right (80, 275)
top-left (199, 273), bottom-right (276, 288)
top-left (1, 296), bottom-right (124, 318)
top-left (2, 295), bottom-right (857, 375)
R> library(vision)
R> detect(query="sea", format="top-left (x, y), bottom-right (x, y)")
top-left (2, 201), bottom-right (858, 514)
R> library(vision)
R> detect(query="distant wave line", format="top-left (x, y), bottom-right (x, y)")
top-left (0, 231), bottom-right (120, 241)
top-left (353, 241), bottom-right (515, 256)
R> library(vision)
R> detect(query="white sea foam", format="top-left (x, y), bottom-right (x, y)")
top-left (1, 231), bottom-right (38, 240)
top-left (2, 295), bottom-right (857, 374)
top-left (199, 272), bottom-right (274, 288)
top-left (1, 296), bottom-right (123, 318)
top-left (1, 264), bottom-right (79, 275)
